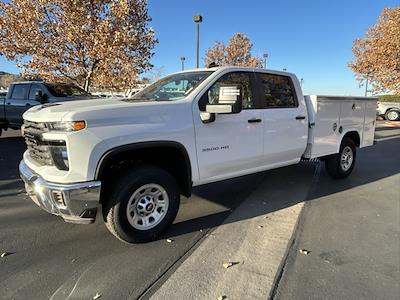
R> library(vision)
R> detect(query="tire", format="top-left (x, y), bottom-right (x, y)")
top-left (325, 137), bottom-right (356, 179)
top-left (385, 110), bottom-right (400, 121)
top-left (103, 165), bottom-right (180, 243)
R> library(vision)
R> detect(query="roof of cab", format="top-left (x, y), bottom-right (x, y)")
top-left (174, 65), bottom-right (294, 77)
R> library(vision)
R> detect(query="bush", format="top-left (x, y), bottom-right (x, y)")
top-left (378, 95), bottom-right (400, 102)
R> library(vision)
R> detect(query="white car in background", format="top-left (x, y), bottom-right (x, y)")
top-left (377, 101), bottom-right (400, 121)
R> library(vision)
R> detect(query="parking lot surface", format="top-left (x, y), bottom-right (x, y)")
top-left (274, 137), bottom-right (400, 300)
top-left (1, 121), bottom-right (399, 299)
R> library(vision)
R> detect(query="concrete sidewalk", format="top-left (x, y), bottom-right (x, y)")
top-left (148, 162), bottom-right (317, 300)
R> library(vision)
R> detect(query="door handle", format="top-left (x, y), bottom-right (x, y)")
top-left (6, 102), bottom-right (11, 105)
top-left (248, 118), bottom-right (262, 123)
top-left (295, 115), bottom-right (306, 120)
top-left (25, 103), bottom-right (31, 107)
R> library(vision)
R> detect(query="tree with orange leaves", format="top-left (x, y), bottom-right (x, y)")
top-left (205, 33), bottom-right (263, 68)
top-left (0, 0), bottom-right (157, 91)
top-left (349, 7), bottom-right (400, 94)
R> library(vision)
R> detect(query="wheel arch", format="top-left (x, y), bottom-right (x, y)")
top-left (385, 107), bottom-right (400, 114)
top-left (340, 130), bottom-right (361, 148)
top-left (96, 141), bottom-right (192, 198)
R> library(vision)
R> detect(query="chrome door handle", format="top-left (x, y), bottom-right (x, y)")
top-left (248, 118), bottom-right (262, 123)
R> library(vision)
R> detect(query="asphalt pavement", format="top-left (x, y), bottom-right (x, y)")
top-left (273, 137), bottom-right (400, 299)
top-left (1, 121), bottom-right (399, 299)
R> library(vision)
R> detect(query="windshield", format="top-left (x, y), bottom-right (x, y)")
top-left (128, 71), bottom-right (213, 101)
top-left (46, 84), bottom-right (89, 97)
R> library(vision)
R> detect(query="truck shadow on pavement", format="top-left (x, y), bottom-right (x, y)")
top-left (167, 138), bottom-right (400, 239)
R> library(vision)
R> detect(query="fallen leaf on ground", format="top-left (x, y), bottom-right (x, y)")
top-left (217, 296), bottom-right (227, 300)
top-left (299, 249), bottom-right (311, 255)
top-left (257, 225), bottom-right (264, 229)
top-left (93, 293), bottom-right (101, 299)
top-left (222, 261), bottom-right (240, 269)
top-left (166, 239), bottom-right (173, 243)
top-left (223, 262), bottom-right (233, 269)
top-left (1, 252), bottom-right (10, 258)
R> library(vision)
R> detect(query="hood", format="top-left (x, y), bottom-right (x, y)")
top-left (22, 98), bottom-right (188, 123)
top-left (49, 95), bottom-right (103, 102)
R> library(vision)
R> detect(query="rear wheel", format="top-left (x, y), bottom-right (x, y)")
top-left (385, 110), bottom-right (400, 121)
top-left (325, 137), bottom-right (356, 179)
top-left (103, 166), bottom-right (180, 243)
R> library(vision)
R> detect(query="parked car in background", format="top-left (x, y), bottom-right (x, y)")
top-left (0, 81), bottom-right (98, 135)
top-left (377, 100), bottom-right (400, 121)
top-left (19, 66), bottom-right (377, 243)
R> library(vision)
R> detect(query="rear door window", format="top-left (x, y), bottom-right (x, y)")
top-left (11, 84), bottom-right (30, 100)
top-left (255, 73), bottom-right (297, 108)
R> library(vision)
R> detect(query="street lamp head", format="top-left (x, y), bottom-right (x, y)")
top-left (180, 56), bottom-right (185, 61)
top-left (193, 15), bottom-right (203, 23)
top-left (263, 53), bottom-right (268, 58)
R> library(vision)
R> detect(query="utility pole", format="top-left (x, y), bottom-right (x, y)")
top-left (180, 56), bottom-right (186, 71)
top-left (300, 78), bottom-right (304, 88)
top-left (263, 53), bottom-right (268, 69)
top-left (193, 15), bottom-right (203, 68)
top-left (365, 78), bottom-right (368, 96)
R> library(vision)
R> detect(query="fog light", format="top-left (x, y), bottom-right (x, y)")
top-left (52, 191), bottom-right (65, 206)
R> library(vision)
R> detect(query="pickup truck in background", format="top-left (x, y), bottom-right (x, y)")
top-left (377, 100), bottom-right (400, 121)
top-left (19, 66), bottom-right (377, 243)
top-left (0, 81), bottom-right (96, 135)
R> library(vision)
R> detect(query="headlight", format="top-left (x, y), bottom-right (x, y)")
top-left (46, 121), bottom-right (86, 132)
top-left (49, 145), bottom-right (69, 170)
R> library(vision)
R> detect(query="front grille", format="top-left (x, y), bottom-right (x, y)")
top-left (23, 120), bottom-right (53, 166)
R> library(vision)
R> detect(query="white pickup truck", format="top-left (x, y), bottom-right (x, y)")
top-left (19, 66), bottom-right (377, 243)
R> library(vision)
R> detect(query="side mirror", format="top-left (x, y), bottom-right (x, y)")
top-left (205, 85), bottom-right (242, 114)
top-left (35, 91), bottom-right (47, 103)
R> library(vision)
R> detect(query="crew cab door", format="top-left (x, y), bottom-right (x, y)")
top-left (5, 83), bottom-right (39, 127)
top-left (254, 72), bottom-right (308, 166)
top-left (193, 71), bottom-right (264, 182)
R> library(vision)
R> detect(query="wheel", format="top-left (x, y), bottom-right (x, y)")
top-left (325, 137), bottom-right (356, 179)
top-left (385, 110), bottom-right (400, 121)
top-left (103, 166), bottom-right (180, 243)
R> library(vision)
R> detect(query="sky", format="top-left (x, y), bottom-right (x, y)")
top-left (0, 0), bottom-right (398, 95)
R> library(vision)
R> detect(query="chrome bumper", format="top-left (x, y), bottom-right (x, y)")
top-left (19, 160), bottom-right (101, 224)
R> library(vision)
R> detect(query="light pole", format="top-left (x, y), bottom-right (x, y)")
top-left (180, 56), bottom-right (186, 71)
top-left (193, 15), bottom-right (202, 68)
top-left (364, 78), bottom-right (369, 96)
top-left (263, 53), bottom-right (268, 69)
top-left (300, 78), bottom-right (304, 88)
